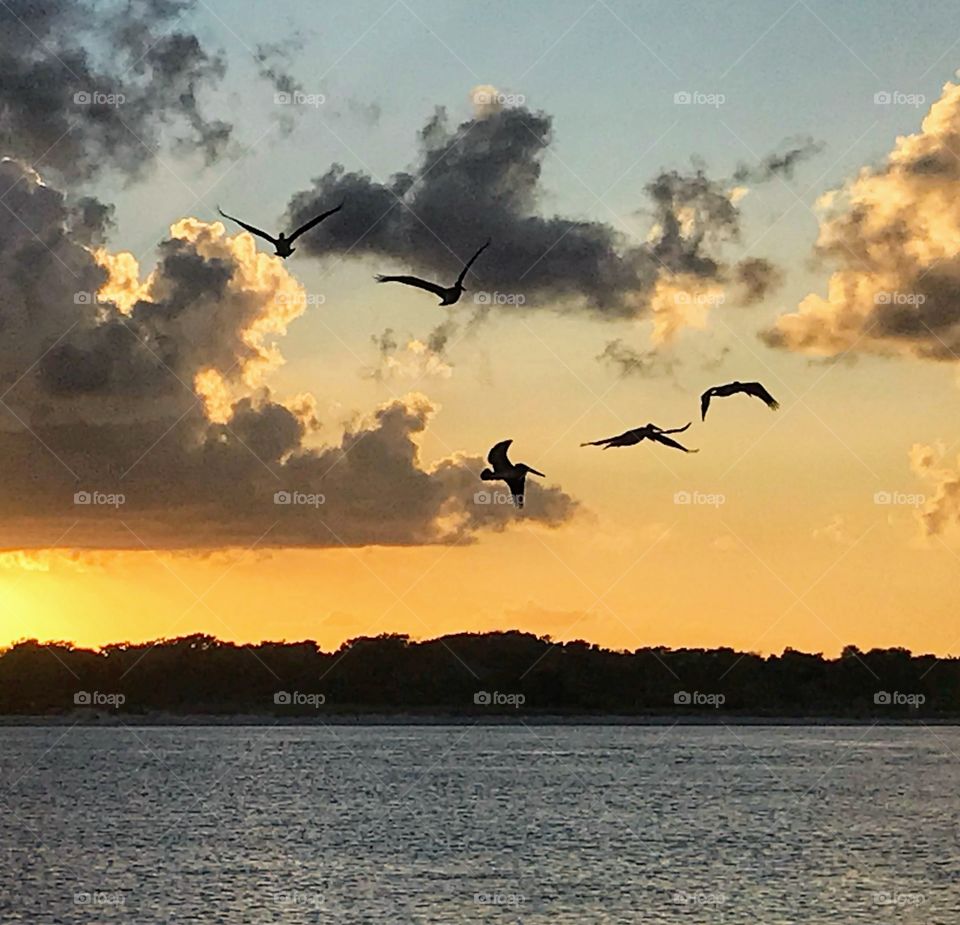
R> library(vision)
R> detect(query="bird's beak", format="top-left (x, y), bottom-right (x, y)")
top-left (529, 467), bottom-right (545, 477)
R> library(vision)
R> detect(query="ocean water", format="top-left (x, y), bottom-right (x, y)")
top-left (0, 724), bottom-right (957, 923)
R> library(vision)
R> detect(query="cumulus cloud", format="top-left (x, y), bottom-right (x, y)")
top-left (0, 160), bottom-right (578, 550)
top-left (0, 0), bottom-right (232, 182)
top-left (762, 82), bottom-right (960, 360)
top-left (284, 103), bottom-right (788, 332)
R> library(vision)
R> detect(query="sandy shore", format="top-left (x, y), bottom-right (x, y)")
top-left (0, 712), bottom-right (955, 726)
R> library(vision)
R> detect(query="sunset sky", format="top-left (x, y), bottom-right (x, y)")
top-left (3, 0), bottom-right (960, 655)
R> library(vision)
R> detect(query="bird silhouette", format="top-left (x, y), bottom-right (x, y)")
top-left (480, 439), bottom-right (545, 508)
top-left (700, 381), bottom-right (779, 420)
top-left (375, 240), bottom-right (490, 305)
top-left (217, 202), bottom-right (344, 258)
top-left (580, 422), bottom-right (699, 453)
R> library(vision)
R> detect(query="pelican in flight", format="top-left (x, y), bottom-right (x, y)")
top-left (580, 422), bottom-right (699, 453)
top-left (700, 381), bottom-right (779, 420)
top-left (480, 439), bottom-right (545, 509)
top-left (217, 202), bottom-right (344, 258)
top-left (375, 240), bottom-right (490, 305)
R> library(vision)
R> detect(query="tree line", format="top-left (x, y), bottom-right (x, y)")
top-left (0, 632), bottom-right (956, 717)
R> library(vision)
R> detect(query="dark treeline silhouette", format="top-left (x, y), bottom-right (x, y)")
top-left (1, 632), bottom-right (957, 718)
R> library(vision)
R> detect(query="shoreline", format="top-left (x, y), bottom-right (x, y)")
top-left (0, 712), bottom-right (954, 727)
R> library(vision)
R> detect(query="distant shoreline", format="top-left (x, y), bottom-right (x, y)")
top-left (0, 712), bottom-right (955, 727)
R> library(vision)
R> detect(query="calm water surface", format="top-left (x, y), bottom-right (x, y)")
top-left (0, 725), bottom-right (957, 923)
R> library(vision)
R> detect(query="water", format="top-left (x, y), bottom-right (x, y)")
top-left (0, 724), bottom-right (957, 923)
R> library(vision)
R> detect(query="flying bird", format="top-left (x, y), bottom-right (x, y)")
top-left (375, 240), bottom-right (491, 305)
top-left (480, 439), bottom-right (545, 509)
top-left (580, 422), bottom-right (699, 453)
top-left (700, 381), bottom-right (779, 420)
top-left (217, 202), bottom-right (344, 258)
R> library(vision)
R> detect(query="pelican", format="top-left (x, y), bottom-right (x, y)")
top-left (375, 240), bottom-right (490, 305)
top-left (480, 439), bottom-right (545, 509)
top-left (217, 202), bottom-right (344, 258)
top-left (700, 381), bottom-right (779, 420)
top-left (580, 422), bottom-right (699, 453)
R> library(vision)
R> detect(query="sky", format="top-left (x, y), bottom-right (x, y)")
top-left (3, 0), bottom-right (960, 655)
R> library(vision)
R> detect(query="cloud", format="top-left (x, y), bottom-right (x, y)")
top-left (284, 103), bottom-right (785, 333)
top-left (910, 443), bottom-right (960, 536)
top-left (733, 137), bottom-right (823, 183)
top-left (0, 0), bottom-right (232, 181)
top-left (0, 160), bottom-right (578, 550)
top-left (762, 82), bottom-right (960, 360)
top-left (366, 328), bottom-right (453, 381)
top-left (596, 339), bottom-right (680, 379)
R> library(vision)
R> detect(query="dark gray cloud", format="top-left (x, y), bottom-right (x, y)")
top-left (0, 0), bottom-right (231, 181)
top-left (596, 340), bottom-right (680, 379)
top-left (733, 137), bottom-right (823, 183)
top-left (285, 105), bottom-right (783, 320)
top-left (733, 257), bottom-right (783, 305)
top-left (0, 160), bottom-right (577, 549)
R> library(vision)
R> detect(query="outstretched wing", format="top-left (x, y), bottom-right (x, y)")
top-left (287, 201), bottom-right (344, 242)
top-left (505, 473), bottom-right (526, 508)
top-left (455, 239), bottom-right (491, 287)
top-left (660, 421), bottom-right (692, 435)
top-left (742, 381), bottom-right (779, 410)
top-left (217, 207), bottom-right (277, 245)
top-left (651, 432), bottom-right (698, 453)
top-left (374, 274), bottom-right (447, 299)
top-left (487, 439), bottom-right (513, 469)
top-left (580, 429), bottom-right (640, 449)
top-left (700, 391), bottom-right (712, 420)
